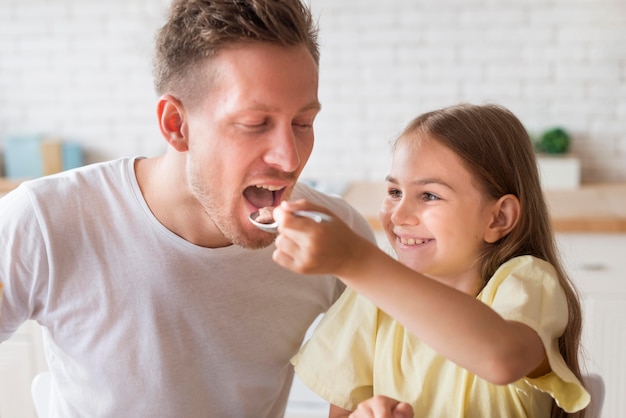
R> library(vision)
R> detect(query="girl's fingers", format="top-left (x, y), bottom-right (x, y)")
top-left (273, 232), bottom-right (320, 273)
top-left (393, 403), bottom-right (414, 418)
top-left (348, 396), bottom-right (414, 418)
top-left (272, 235), bottom-right (299, 269)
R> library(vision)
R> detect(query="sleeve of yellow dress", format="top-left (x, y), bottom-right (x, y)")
top-left (291, 288), bottom-right (378, 410)
top-left (485, 256), bottom-right (590, 413)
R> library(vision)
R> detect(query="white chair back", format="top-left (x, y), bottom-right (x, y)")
top-left (584, 373), bottom-right (605, 418)
top-left (31, 371), bottom-right (51, 418)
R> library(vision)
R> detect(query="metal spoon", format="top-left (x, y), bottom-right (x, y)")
top-left (248, 209), bottom-right (333, 233)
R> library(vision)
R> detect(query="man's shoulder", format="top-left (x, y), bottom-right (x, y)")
top-left (9, 158), bottom-right (136, 209)
top-left (24, 158), bottom-right (132, 192)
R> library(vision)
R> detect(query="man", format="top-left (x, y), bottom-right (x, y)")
top-left (0, 0), bottom-right (373, 416)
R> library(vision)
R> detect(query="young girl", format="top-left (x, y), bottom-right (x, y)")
top-left (272, 104), bottom-right (590, 418)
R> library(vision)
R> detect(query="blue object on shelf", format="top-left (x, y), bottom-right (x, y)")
top-left (3, 135), bottom-right (83, 179)
top-left (61, 142), bottom-right (83, 170)
top-left (4, 135), bottom-right (45, 178)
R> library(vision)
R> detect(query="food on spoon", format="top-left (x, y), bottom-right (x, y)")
top-left (255, 206), bottom-right (275, 224)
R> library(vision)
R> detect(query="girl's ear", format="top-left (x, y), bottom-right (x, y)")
top-left (484, 194), bottom-right (521, 243)
top-left (157, 94), bottom-right (188, 152)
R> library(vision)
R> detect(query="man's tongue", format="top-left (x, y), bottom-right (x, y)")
top-left (244, 186), bottom-right (275, 209)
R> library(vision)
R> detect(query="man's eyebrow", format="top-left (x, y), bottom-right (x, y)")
top-left (245, 101), bottom-right (321, 113)
top-left (301, 101), bottom-right (322, 112)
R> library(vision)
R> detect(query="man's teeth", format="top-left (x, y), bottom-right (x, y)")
top-left (255, 185), bottom-right (283, 191)
top-left (400, 237), bottom-right (428, 245)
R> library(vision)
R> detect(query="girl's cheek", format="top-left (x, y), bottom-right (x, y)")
top-left (379, 202), bottom-right (398, 239)
top-left (379, 201), bottom-right (392, 226)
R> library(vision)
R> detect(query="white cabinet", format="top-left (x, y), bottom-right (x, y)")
top-left (556, 233), bottom-right (626, 418)
top-left (0, 320), bottom-right (47, 418)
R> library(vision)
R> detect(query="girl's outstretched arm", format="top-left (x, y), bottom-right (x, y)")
top-left (273, 201), bottom-right (549, 384)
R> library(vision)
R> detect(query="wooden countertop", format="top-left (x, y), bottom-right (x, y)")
top-left (0, 177), bottom-right (23, 194)
top-left (545, 183), bottom-right (626, 232)
top-left (343, 182), bottom-right (626, 233)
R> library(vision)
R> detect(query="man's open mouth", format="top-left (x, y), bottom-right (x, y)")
top-left (243, 185), bottom-right (285, 210)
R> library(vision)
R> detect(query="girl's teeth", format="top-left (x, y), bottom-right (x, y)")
top-left (400, 237), bottom-right (426, 245)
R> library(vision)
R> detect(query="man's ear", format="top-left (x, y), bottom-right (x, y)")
top-left (157, 94), bottom-right (188, 152)
top-left (484, 194), bottom-right (521, 243)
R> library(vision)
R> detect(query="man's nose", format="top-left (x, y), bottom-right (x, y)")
top-left (263, 126), bottom-right (301, 172)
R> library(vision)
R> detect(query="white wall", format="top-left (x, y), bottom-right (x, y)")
top-left (0, 0), bottom-right (168, 163)
top-left (1, 0), bottom-right (625, 183)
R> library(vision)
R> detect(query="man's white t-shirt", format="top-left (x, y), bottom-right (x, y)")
top-left (0, 157), bottom-right (374, 417)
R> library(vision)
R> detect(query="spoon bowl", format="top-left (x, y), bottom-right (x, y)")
top-left (249, 209), bottom-right (333, 233)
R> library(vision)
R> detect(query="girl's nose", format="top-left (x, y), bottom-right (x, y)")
top-left (390, 199), bottom-right (420, 226)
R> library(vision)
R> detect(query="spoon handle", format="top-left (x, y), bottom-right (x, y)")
top-left (292, 210), bottom-right (333, 224)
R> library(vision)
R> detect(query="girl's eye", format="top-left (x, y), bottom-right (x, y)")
top-left (387, 188), bottom-right (402, 199)
top-left (422, 192), bottom-right (439, 201)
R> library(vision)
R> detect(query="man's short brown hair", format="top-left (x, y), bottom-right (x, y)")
top-left (153, 0), bottom-right (319, 103)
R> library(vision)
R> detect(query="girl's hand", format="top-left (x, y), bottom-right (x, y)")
top-left (272, 200), bottom-right (371, 277)
top-left (345, 395), bottom-right (414, 418)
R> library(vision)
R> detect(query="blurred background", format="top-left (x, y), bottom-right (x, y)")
top-left (0, 1), bottom-right (625, 417)
top-left (0, 0), bottom-right (625, 183)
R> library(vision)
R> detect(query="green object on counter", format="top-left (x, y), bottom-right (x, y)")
top-left (535, 127), bottom-right (570, 154)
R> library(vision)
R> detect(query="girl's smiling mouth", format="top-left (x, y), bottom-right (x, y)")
top-left (397, 236), bottom-right (433, 246)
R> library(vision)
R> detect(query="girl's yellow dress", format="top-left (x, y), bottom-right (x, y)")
top-left (292, 256), bottom-right (590, 417)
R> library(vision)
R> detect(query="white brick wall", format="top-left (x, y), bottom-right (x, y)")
top-left (0, 0), bottom-right (169, 164)
top-left (1, 0), bottom-right (625, 183)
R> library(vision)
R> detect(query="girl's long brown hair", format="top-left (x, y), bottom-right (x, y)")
top-left (396, 103), bottom-right (586, 418)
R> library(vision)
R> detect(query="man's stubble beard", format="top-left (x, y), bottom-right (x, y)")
top-left (187, 166), bottom-right (276, 249)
